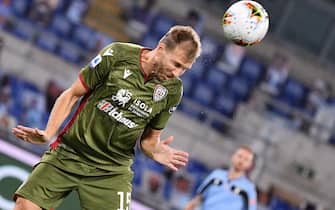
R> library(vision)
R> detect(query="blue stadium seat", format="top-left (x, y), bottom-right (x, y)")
top-left (149, 15), bottom-right (176, 37)
top-left (10, 19), bottom-right (36, 41)
top-left (278, 78), bottom-right (307, 107)
top-left (144, 158), bottom-right (165, 173)
top-left (238, 56), bottom-right (264, 84)
top-left (50, 15), bottom-right (73, 38)
top-left (228, 76), bottom-right (252, 101)
top-left (10, 0), bottom-right (31, 17)
top-left (58, 41), bottom-right (83, 64)
top-left (205, 66), bottom-right (229, 94)
top-left (132, 157), bottom-right (143, 187)
top-left (0, 3), bottom-right (12, 28)
top-left (35, 30), bottom-right (60, 53)
top-left (213, 92), bottom-right (237, 118)
top-left (180, 74), bottom-right (197, 98)
top-left (192, 83), bottom-right (214, 107)
top-left (54, 0), bottom-right (70, 14)
top-left (200, 36), bottom-right (222, 62)
top-left (188, 58), bottom-right (206, 79)
top-left (270, 196), bottom-right (299, 210)
top-left (186, 159), bottom-right (209, 174)
top-left (140, 34), bottom-right (160, 49)
top-left (72, 24), bottom-right (99, 51)
top-left (97, 32), bottom-right (114, 47)
top-left (329, 133), bottom-right (335, 146)
top-left (186, 159), bottom-right (209, 195)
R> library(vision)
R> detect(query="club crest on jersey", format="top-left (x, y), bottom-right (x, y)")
top-left (153, 85), bottom-right (168, 102)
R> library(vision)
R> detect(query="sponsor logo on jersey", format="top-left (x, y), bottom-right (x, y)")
top-left (111, 89), bottom-right (132, 107)
top-left (103, 48), bottom-right (114, 56)
top-left (89, 54), bottom-right (102, 69)
top-left (123, 68), bottom-right (132, 79)
top-left (153, 85), bottom-right (168, 102)
top-left (97, 100), bottom-right (138, 128)
top-left (128, 99), bottom-right (152, 118)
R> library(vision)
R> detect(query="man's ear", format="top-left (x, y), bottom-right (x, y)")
top-left (157, 42), bottom-right (166, 51)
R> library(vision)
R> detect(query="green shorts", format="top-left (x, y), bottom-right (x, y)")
top-left (15, 162), bottom-right (133, 210)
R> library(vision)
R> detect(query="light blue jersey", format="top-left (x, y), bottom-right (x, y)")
top-left (197, 169), bottom-right (257, 210)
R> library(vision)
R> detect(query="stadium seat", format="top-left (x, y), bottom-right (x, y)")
top-left (54, 0), bottom-right (70, 14)
top-left (200, 36), bottom-right (222, 62)
top-left (10, 0), bottom-right (31, 17)
top-left (149, 14), bottom-right (176, 37)
top-left (278, 78), bottom-right (307, 107)
top-left (205, 66), bottom-right (229, 94)
top-left (192, 83), bottom-right (214, 107)
top-left (10, 18), bottom-right (36, 41)
top-left (238, 56), bottom-right (264, 85)
top-left (270, 196), bottom-right (299, 210)
top-left (329, 133), bottom-right (335, 146)
top-left (213, 92), bottom-right (237, 118)
top-left (180, 74), bottom-right (197, 98)
top-left (50, 15), bottom-right (74, 39)
top-left (186, 159), bottom-right (209, 195)
top-left (228, 76), bottom-right (252, 101)
top-left (97, 32), bottom-right (114, 47)
top-left (72, 24), bottom-right (99, 51)
top-left (140, 34), bottom-right (160, 49)
top-left (35, 30), bottom-right (60, 53)
top-left (186, 159), bottom-right (209, 174)
top-left (188, 58), bottom-right (206, 79)
top-left (144, 158), bottom-right (165, 173)
top-left (132, 157), bottom-right (144, 187)
top-left (57, 41), bottom-right (83, 64)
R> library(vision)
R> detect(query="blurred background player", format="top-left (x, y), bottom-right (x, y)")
top-left (185, 146), bottom-right (257, 210)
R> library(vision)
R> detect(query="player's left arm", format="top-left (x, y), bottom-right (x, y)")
top-left (248, 184), bottom-right (258, 210)
top-left (140, 128), bottom-right (188, 171)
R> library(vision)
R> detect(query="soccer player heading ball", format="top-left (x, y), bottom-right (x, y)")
top-left (12, 25), bottom-right (202, 210)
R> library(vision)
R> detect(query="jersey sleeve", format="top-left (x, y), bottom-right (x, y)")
top-left (196, 169), bottom-right (222, 196)
top-left (248, 184), bottom-right (257, 210)
top-left (79, 44), bottom-right (117, 90)
top-left (149, 82), bottom-right (183, 130)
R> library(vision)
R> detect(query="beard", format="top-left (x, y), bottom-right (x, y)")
top-left (151, 61), bottom-right (174, 81)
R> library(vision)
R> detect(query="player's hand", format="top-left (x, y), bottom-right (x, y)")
top-left (12, 125), bottom-right (49, 144)
top-left (152, 136), bottom-right (189, 171)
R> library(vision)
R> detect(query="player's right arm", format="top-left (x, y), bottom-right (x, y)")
top-left (12, 78), bottom-right (88, 144)
top-left (12, 44), bottom-right (116, 144)
top-left (184, 194), bottom-right (202, 210)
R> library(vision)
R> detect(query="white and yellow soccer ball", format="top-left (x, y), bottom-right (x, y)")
top-left (222, 0), bottom-right (269, 46)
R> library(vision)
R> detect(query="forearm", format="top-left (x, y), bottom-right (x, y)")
top-left (185, 195), bottom-right (202, 210)
top-left (140, 136), bottom-right (159, 159)
top-left (44, 89), bottom-right (80, 140)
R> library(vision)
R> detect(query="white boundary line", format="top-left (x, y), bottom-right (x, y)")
top-left (0, 138), bottom-right (40, 167)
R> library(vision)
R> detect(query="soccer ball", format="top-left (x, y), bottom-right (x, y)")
top-left (222, 0), bottom-right (269, 46)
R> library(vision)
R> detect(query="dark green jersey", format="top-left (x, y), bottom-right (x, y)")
top-left (48, 42), bottom-right (182, 172)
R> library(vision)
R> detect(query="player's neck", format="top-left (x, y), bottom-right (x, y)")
top-left (140, 49), bottom-right (154, 76)
top-left (228, 167), bottom-right (245, 180)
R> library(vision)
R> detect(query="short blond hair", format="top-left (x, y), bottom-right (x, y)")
top-left (159, 25), bottom-right (202, 61)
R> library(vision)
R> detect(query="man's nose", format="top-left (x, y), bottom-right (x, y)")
top-left (172, 68), bottom-right (183, 77)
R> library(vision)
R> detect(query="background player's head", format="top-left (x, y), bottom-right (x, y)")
top-left (230, 145), bottom-right (255, 173)
top-left (151, 25), bottom-right (202, 81)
